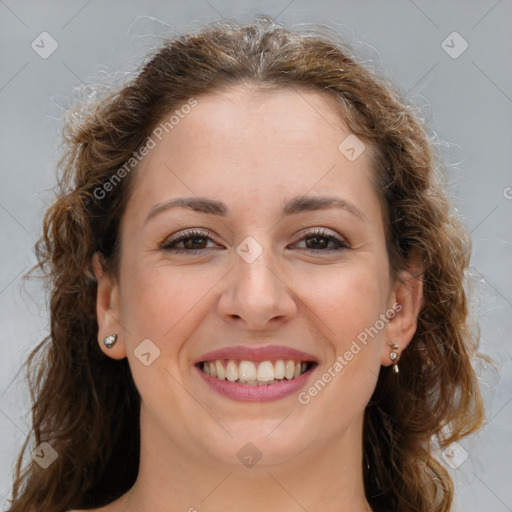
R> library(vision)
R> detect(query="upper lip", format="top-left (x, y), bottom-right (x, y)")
top-left (194, 345), bottom-right (318, 364)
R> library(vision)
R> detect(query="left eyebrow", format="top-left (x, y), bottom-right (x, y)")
top-left (281, 195), bottom-right (367, 221)
top-left (145, 194), bottom-right (366, 223)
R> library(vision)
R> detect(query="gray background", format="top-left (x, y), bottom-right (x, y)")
top-left (0, 0), bottom-right (511, 510)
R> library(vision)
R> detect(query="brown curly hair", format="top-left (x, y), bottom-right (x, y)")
top-left (7, 14), bottom-right (484, 512)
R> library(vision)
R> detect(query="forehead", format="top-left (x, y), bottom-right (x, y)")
top-left (125, 85), bottom-right (379, 221)
top-left (158, 86), bottom-right (362, 157)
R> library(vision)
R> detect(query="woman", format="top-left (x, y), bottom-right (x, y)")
top-left (8, 15), bottom-right (484, 512)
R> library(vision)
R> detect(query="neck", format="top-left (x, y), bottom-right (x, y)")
top-left (121, 407), bottom-right (372, 512)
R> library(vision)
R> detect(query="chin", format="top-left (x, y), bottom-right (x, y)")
top-left (196, 420), bottom-right (314, 468)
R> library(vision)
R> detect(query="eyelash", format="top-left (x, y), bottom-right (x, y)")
top-left (160, 228), bottom-right (350, 255)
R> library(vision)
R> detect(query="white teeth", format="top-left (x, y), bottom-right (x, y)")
top-left (285, 360), bottom-right (295, 380)
top-left (215, 360), bottom-right (225, 380)
top-left (239, 361), bottom-right (256, 382)
top-left (274, 359), bottom-right (285, 379)
top-left (201, 358), bottom-right (311, 384)
top-left (256, 361), bottom-right (274, 382)
top-left (226, 360), bottom-right (238, 382)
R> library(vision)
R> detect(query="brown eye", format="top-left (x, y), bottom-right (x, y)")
top-left (305, 235), bottom-right (330, 250)
top-left (160, 229), bottom-right (220, 253)
top-left (294, 228), bottom-right (350, 253)
top-left (180, 236), bottom-right (208, 250)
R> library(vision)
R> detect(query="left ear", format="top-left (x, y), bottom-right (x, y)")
top-left (381, 263), bottom-right (424, 367)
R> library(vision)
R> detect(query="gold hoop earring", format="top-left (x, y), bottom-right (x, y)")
top-left (388, 341), bottom-right (400, 373)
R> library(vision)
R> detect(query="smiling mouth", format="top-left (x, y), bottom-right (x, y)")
top-left (197, 359), bottom-right (316, 386)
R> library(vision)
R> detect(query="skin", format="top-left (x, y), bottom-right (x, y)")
top-left (85, 86), bottom-right (422, 512)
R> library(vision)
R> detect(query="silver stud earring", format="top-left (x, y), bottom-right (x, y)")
top-left (103, 333), bottom-right (118, 349)
top-left (388, 341), bottom-right (400, 373)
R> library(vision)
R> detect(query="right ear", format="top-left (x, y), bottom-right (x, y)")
top-left (92, 252), bottom-right (127, 360)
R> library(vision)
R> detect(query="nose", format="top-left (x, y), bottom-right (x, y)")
top-left (217, 243), bottom-right (297, 330)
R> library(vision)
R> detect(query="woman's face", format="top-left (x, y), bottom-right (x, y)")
top-left (95, 86), bottom-right (417, 470)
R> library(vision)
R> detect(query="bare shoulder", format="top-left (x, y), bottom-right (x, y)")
top-left (69, 508), bottom-right (109, 512)
top-left (69, 497), bottom-right (127, 512)
top-left (68, 506), bottom-right (112, 512)
top-left (69, 508), bottom-right (106, 512)
top-left (68, 491), bottom-right (130, 512)
top-left (69, 507), bottom-right (114, 512)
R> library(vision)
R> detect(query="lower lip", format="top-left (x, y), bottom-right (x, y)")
top-left (196, 365), bottom-right (316, 402)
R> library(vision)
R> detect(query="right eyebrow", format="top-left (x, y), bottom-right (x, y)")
top-left (146, 197), bottom-right (228, 223)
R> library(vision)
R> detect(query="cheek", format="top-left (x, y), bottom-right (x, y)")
top-left (291, 266), bottom-right (389, 443)
top-left (295, 268), bottom-right (387, 421)
top-left (118, 263), bottom-right (215, 423)
top-left (119, 260), bottom-right (220, 352)
top-left (297, 262), bottom-right (389, 350)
